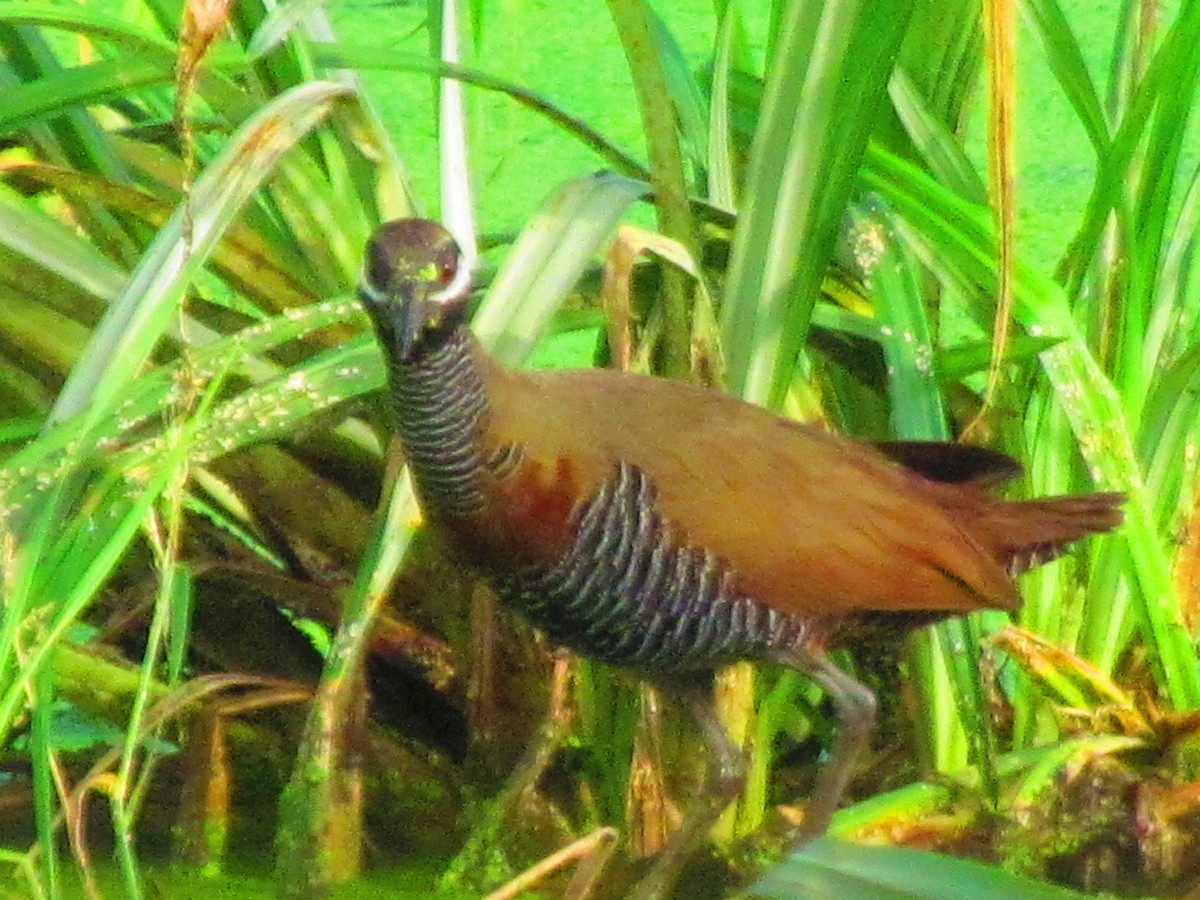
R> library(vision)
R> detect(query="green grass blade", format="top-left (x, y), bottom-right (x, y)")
top-left (605, 0), bottom-right (697, 376)
top-left (166, 565), bottom-right (193, 684)
top-left (749, 837), bottom-right (1088, 899)
top-left (1140, 349), bottom-right (1200, 527)
top-left (0, 3), bottom-right (173, 54)
top-left (247, 0), bottom-right (331, 57)
top-left (49, 80), bottom-right (354, 428)
top-left (863, 143), bottom-right (1200, 708)
top-left (472, 172), bottom-right (649, 365)
top-left (1019, 0), bottom-right (1109, 152)
top-left (869, 219), bottom-right (948, 438)
top-left (0, 465), bottom-right (80, 723)
top-left (30, 661), bottom-right (57, 899)
top-left (707, 5), bottom-right (739, 211)
top-left (864, 207), bottom-right (998, 783)
top-left (645, 4), bottom-right (709, 179)
top-left (1145, 159), bottom-right (1200, 373)
top-left (893, 0), bottom-right (981, 131)
top-left (888, 69), bottom-right (986, 202)
top-left (721, 0), bottom-right (914, 406)
top-left (0, 462), bottom-right (175, 750)
top-left (1057, 4), bottom-right (1200, 299)
top-left (311, 43), bottom-right (651, 181)
top-left (0, 54), bottom-right (172, 136)
top-left (0, 185), bottom-right (127, 301)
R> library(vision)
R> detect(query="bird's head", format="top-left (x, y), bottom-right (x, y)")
top-left (358, 218), bottom-right (473, 363)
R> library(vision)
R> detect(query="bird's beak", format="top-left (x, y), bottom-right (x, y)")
top-left (358, 276), bottom-right (426, 364)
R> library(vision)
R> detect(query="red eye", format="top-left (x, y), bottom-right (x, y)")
top-left (438, 260), bottom-right (456, 284)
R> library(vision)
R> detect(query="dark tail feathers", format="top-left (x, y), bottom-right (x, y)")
top-left (980, 492), bottom-right (1124, 575)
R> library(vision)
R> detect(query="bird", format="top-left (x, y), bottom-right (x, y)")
top-left (357, 218), bottom-right (1125, 897)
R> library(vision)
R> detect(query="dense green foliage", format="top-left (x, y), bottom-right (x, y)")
top-left (1, 0), bottom-right (1199, 897)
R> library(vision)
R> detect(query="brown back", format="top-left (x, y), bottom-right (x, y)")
top-left (462, 350), bottom-right (1079, 624)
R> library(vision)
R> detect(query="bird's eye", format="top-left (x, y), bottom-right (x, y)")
top-left (437, 260), bottom-right (457, 284)
top-left (419, 259), bottom-right (458, 286)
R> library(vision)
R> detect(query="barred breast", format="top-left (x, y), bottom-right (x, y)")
top-left (488, 462), bottom-right (806, 671)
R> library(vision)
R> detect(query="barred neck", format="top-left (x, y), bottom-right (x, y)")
top-left (388, 328), bottom-right (488, 516)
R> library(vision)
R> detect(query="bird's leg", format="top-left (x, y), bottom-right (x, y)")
top-left (627, 684), bottom-right (747, 900)
top-left (772, 646), bottom-right (878, 844)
